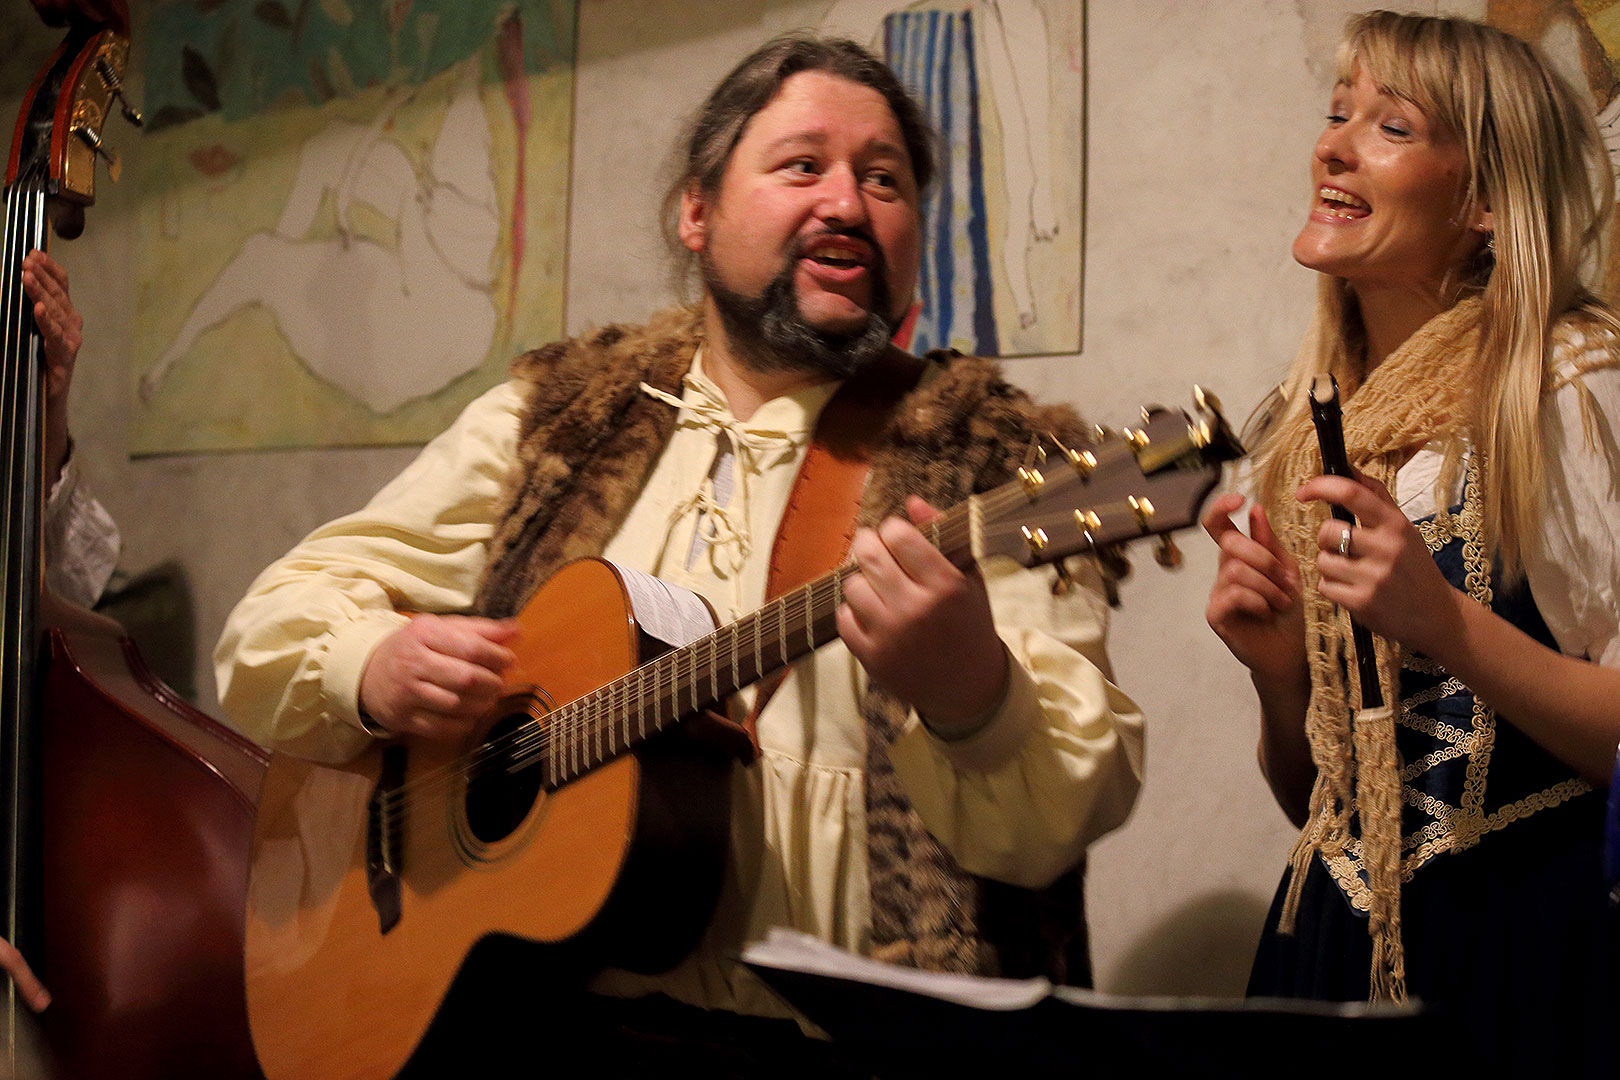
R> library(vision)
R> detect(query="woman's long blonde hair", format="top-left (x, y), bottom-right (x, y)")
top-left (1254, 10), bottom-right (1619, 578)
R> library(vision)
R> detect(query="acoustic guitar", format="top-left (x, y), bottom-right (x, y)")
top-left (244, 393), bottom-right (1242, 1079)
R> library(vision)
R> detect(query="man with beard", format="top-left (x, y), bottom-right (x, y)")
top-left (216, 34), bottom-right (1142, 1068)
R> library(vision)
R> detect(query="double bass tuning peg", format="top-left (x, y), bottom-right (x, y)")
top-left (72, 123), bottom-right (121, 182)
top-left (95, 56), bottom-right (143, 128)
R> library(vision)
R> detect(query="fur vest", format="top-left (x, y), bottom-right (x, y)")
top-left (476, 306), bottom-right (1094, 983)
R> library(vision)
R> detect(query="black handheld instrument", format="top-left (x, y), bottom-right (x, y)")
top-left (1308, 373), bottom-right (1384, 708)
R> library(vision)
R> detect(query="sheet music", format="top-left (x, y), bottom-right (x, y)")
top-left (741, 928), bottom-right (1053, 1011)
top-left (607, 561), bottom-right (717, 649)
top-left (743, 927), bottom-right (1416, 1018)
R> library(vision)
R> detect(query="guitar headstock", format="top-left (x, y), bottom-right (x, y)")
top-left (7, 25), bottom-right (140, 237)
top-left (976, 387), bottom-right (1245, 576)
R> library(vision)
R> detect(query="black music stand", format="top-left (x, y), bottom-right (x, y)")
top-left (741, 930), bottom-right (1447, 1079)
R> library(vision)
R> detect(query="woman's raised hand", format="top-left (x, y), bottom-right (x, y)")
top-left (1203, 492), bottom-right (1307, 683)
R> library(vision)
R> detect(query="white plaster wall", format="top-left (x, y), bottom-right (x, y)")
top-left (1, 0), bottom-right (1483, 996)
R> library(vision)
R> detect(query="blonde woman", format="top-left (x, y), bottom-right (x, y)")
top-left (1204, 11), bottom-right (1618, 1071)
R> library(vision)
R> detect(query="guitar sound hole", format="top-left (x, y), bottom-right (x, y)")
top-left (463, 711), bottom-right (546, 846)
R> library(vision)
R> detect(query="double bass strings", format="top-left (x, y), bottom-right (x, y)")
top-left (0, 160), bottom-right (48, 994)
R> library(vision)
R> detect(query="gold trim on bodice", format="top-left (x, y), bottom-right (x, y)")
top-left (1319, 455), bottom-right (1592, 911)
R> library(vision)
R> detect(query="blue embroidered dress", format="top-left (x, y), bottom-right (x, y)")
top-left (1250, 461), bottom-right (1614, 1075)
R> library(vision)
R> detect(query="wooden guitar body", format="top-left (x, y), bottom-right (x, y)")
top-left (244, 558), bottom-right (733, 1080)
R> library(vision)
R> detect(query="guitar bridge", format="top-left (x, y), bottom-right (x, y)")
top-left (365, 744), bottom-right (406, 935)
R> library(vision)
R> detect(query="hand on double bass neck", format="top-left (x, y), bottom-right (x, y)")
top-left (358, 614), bottom-right (518, 739)
top-left (0, 937), bottom-right (49, 1013)
top-left (839, 495), bottom-right (1010, 735)
top-left (21, 250), bottom-right (82, 489)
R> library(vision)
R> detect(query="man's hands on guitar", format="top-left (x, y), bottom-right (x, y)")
top-left (839, 496), bottom-right (1009, 734)
top-left (358, 615), bottom-right (517, 739)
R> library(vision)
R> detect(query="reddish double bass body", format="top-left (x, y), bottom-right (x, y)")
top-left (40, 603), bottom-right (266, 1079)
top-left (5, 14), bottom-right (268, 1078)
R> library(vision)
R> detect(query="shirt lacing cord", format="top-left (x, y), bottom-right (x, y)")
top-left (639, 376), bottom-right (805, 616)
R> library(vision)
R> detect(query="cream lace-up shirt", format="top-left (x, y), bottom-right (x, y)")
top-left (216, 351), bottom-right (1144, 1017)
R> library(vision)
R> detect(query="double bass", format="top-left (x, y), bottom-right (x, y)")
top-left (4, 8), bottom-right (267, 1078)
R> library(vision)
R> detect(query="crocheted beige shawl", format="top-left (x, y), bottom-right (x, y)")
top-left (1261, 297), bottom-right (1483, 1001)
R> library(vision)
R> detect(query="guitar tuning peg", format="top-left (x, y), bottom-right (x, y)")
top-left (1191, 385), bottom-right (1246, 459)
top-left (1154, 535), bottom-right (1183, 569)
top-left (1044, 429), bottom-right (1098, 478)
top-left (1100, 574), bottom-right (1122, 609)
top-left (1050, 560), bottom-right (1075, 597)
top-left (1094, 544), bottom-right (1132, 585)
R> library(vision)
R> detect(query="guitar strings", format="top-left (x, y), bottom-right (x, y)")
top-left (405, 434), bottom-right (1186, 823)
top-left (374, 551), bottom-right (869, 821)
top-left (371, 478), bottom-right (1089, 824)
top-left (1, 170), bottom-right (47, 913)
top-left (2, 180), bottom-right (24, 674)
top-left (376, 460), bottom-right (1132, 827)
top-left (370, 492), bottom-right (1021, 823)
top-left (2, 175), bottom-right (46, 647)
top-left (389, 428), bottom-right (1144, 820)
top-left (373, 560), bottom-right (864, 822)
top-left (2, 179), bottom-right (33, 572)
top-left (376, 501), bottom-right (974, 816)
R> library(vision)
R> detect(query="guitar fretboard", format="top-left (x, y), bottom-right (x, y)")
top-left (528, 497), bottom-right (980, 788)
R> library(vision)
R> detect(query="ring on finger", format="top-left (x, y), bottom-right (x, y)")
top-left (1337, 525), bottom-right (1353, 558)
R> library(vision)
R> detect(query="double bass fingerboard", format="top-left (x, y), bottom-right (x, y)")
top-left (0, 46), bottom-right (61, 1055)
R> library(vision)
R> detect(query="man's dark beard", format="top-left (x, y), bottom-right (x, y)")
top-left (702, 236), bottom-right (896, 379)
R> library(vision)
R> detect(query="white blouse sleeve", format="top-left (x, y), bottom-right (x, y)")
top-left (1526, 364), bottom-right (1620, 669)
top-left (43, 450), bottom-right (121, 608)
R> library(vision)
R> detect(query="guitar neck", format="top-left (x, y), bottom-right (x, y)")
top-left (530, 399), bottom-right (1239, 789)
top-left (540, 502), bottom-right (978, 788)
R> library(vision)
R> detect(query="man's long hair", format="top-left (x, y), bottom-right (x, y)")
top-left (659, 33), bottom-right (936, 290)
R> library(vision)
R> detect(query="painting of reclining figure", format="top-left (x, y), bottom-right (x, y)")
top-left (133, 0), bottom-right (575, 453)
